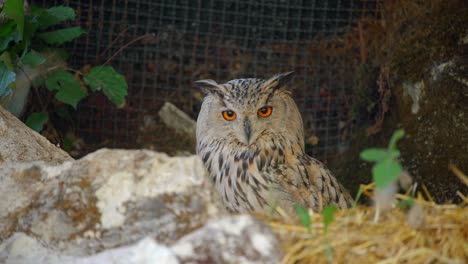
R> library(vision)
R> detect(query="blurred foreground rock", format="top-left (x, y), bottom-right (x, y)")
top-left (0, 149), bottom-right (282, 263)
top-left (1, 215), bottom-right (280, 264)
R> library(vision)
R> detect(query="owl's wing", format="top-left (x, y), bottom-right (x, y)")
top-left (301, 155), bottom-right (354, 210)
top-left (271, 155), bottom-right (353, 212)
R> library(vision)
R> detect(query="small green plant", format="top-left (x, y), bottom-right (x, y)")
top-left (0, 0), bottom-right (128, 133)
top-left (397, 197), bottom-right (414, 209)
top-left (322, 205), bottom-right (337, 263)
top-left (322, 205), bottom-right (337, 233)
top-left (352, 187), bottom-right (364, 207)
top-left (293, 204), bottom-right (337, 262)
top-left (294, 203), bottom-right (311, 233)
top-left (360, 129), bottom-right (405, 222)
top-left (360, 129), bottom-right (405, 190)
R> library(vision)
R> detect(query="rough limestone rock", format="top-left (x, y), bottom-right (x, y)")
top-left (0, 106), bottom-right (72, 166)
top-left (171, 215), bottom-right (282, 263)
top-left (0, 233), bottom-right (179, 264)
top-left (0, 149), bottom-right (227, 255)
top-left (1, 215), bottom-right (282, 264)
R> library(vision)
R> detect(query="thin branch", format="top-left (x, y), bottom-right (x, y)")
top-left (102, 33), bottom-right (156, 66)
top-left (98, 25), bottom-right (137, 59)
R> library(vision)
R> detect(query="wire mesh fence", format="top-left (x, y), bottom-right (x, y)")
top-left (34, 0), bottom-right (380, 161)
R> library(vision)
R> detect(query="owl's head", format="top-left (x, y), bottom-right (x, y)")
top-left (195, 72), bottom-right (304, 151)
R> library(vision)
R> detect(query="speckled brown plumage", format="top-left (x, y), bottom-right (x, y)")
top-left (196, 72), bottom-right (353, 214)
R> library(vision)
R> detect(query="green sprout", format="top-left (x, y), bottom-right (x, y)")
top-left (294, 203), bottom-right (311, 233)
top-left (360, 129), bottom-right (405, 190)
top-left (322, 205), bottom-right (337, 263)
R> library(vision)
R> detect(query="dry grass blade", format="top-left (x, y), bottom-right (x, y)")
top-left (449, 163), bottom-right (468, 186)
top-left (257, 194), bottom-right (467, 264)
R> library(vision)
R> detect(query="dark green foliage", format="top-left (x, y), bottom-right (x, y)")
top-left (45, 70), bottom-right (87, 109)
top-left (25, 111), bottom-right (47, 132)
top-left (84, 66), bottom-right (128, 106)
top-left (20, 50), bottom-right (45, 66)
top-left (0, 2), bottom-right (128, 137)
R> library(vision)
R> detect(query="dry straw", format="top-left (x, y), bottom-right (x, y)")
top-left (258, 182), bottom-right (467, 264)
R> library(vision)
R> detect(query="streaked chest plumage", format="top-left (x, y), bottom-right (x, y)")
top-left (197, 135), bottom-right (299, 213)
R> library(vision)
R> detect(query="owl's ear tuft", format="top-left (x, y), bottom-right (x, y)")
top-left (194, 79), bottom-right (229, 98)
top-left (262, 71), bottom-right (295, 92)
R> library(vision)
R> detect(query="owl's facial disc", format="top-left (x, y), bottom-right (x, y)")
top-left (220, 102), bottom-right (276, 146)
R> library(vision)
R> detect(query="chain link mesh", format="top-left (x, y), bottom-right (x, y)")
top-left (34, 0), bottom-right (380, 161)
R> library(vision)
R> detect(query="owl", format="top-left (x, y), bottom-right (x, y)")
top-left (195, 72), bottom-right (353, 215)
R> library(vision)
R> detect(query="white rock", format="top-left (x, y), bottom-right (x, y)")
top-left (0, 149), bottom-right (227, 255)
top-left (171, 215), bottom-right (282, 263)
top-left (0, 149), bottom-right (282, 263)
top-left (0, 233), bottom-right (179, 264)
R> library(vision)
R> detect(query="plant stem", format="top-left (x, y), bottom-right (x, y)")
top-left (102, 33), bottom-right (156, 66)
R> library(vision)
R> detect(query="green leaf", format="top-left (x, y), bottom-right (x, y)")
top-left (37, 27), bottom-right (85, 45)
top-left (25, 112), bottom-right (48, 132)
top-left (22, 15), bottom-right (38, 47)
top-left (0, 36), bottom-right (13, 53)
top-left (325, 240), bottom-right (333, 263)
top-left (21, 50), bottom-right (46, 66)
top-left (0, 28), bottom-right (20, 52)
top-left (322, 205), bottom-right (337, 233)
top-left (294, 204), bottom-right (311, 233)
top-left (360, 148), bottom-right (400, 162)
top-left (54, 105), bottom-right (71, 119)
top-left (388, 129), bottom-right (405, 151)
top-left (0, 51), bottom-right (15, 70)
top-left (30, 6), bottom-right (46, 16)
top-left (62, 136), bottom-right (73, 152)
top-left (397, 198), bottom-right (414, 209)
top-left (45, 70), bottom-right (87, 108)
top-left (0, 21), bottom-right (16, 37)
top-left (360, 148), bottom-right (391, 162)
top-left (4, 0), bottom-right (24, 38)
top-left (84, 66), bottom-right (128, 106)
top-left (353, 187), bottom-right (363, 208)
top-left (372, 159), bottom-right (402, 190)
top-left (388, 150), bottom-right (400, 159)
top-left (36, 6), bottom-right (76, 30)
top-left (0, 62), bottom-right (16, 97)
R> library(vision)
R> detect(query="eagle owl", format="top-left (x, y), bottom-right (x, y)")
top-left (195, 72), bottom-right (353, 214)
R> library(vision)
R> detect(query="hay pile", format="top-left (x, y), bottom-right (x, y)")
top-left (261, 191), bottom-right (467, 263)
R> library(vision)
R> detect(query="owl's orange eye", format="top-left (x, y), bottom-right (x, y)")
top-left (222, 110), bottom-right (237, 121)
top-left (258, 106), bottom-right (273, 118)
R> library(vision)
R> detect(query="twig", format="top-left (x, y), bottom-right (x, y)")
top-left (102, 33), bottom-right (156, 66)
top-left (98, 25), bottom-right (137, 59)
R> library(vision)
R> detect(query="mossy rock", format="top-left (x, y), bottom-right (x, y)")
top-left (395, 77), bottom-right (468, 203)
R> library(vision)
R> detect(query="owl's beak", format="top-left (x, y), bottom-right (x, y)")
top-left (243, 119), bottom-right (252, 143)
